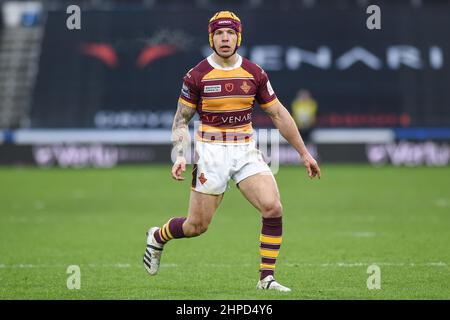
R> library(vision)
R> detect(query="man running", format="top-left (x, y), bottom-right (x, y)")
top-left (143, 11), bottom-right (321, 292)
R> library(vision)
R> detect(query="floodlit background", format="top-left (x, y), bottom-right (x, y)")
top-left (0, 0), bottom-right (449, 299)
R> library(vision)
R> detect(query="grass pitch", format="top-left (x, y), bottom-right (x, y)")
top-left (0, 165), bottom-right (449, 299)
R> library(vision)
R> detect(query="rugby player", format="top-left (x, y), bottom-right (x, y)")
top-left (143, 11), bottom-right (321, 292)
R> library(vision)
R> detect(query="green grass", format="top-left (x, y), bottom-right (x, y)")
top-left (0, 165), bottom-right (449, 299)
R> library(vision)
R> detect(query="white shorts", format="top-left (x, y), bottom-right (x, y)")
top-left (191, 140), bottom-right (273, 195)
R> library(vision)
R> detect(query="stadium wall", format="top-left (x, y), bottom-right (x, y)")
top-left (1, 129), bottom-right (449, 167)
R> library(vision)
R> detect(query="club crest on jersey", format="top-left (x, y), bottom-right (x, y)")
top-left (240, 81), bottom-right (251, 94)
top-left (199, 173), bottom-right (207, 185)
top-left (204, 85), bottom-right (222, 93)
top-left (225, 83), bottom-right (234, 92)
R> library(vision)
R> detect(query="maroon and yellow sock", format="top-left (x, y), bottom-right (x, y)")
top-left (154, 217), bottom-right (187, 245)
top-left (259, 216), bottom-right (282, 280)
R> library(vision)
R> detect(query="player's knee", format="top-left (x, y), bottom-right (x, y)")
top-left (262, 201), bottom-right (283, 218)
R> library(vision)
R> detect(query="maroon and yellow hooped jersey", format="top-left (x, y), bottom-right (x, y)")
top-left (178, 54), bottom-right (278, 143)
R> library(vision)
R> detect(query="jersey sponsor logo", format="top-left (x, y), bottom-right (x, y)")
top-left (240, 81), bottom-right (251, 94)
top-left (204, 85), bottom-right (222, 93)
top-left (181, 83), bottom-right (190, 98)
top-left (202, 115), bottom-right (219, 123)
top-left (201, 112), bottom-right (251, 125)
top-left (266, 80), bottom-right (274, 96)
top-left (220, 112), bottom-right (252, 124)
top-left (225, 83), bottom-right (234, 92)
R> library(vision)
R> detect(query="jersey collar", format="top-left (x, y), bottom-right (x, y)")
top-left (207, 54), bottom-right (242, 70)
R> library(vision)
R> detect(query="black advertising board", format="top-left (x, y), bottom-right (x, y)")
top-left (31, 8), bottom-right (450, 128)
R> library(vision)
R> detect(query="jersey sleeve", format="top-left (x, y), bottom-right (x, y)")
top-left (255, 68), bottom-right (278, 109)
top-left (178, 69), bottom-right (200, 109)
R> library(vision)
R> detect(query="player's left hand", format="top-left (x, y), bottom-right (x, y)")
top-left (302, 152), bottom-right (321, 179)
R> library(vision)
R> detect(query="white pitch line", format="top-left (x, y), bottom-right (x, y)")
top-left (0, 262), bottom-right (447, 269)
top-left (287, 262), bottom-right (449, 267)
top-left (348, 232), bottom-right (378, 238)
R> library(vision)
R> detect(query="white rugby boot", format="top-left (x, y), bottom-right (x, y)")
top-left (143, 227), bottom-right (164, 276)
top-left (256, 275), bottom-right (291, 292)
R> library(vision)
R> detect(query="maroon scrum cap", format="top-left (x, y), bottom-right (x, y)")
top-left (208, 11), bottom-right (242, 48)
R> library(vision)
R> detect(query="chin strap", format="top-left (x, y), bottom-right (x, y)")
top-left (212, 44), bottom-right (238, 58)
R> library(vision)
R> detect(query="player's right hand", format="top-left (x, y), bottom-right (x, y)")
top-left (171, 156), bottom-right (187, 181)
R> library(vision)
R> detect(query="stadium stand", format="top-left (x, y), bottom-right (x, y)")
top-left (0, 1), bottom-right (43, 129)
